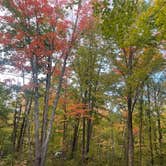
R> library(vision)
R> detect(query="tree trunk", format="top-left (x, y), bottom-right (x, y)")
top-left (39, 2), bottom-right (82, 165)
top-left (86, 118), bottom-right (92, 154)
top-left (40, 53), bottom-right (68, 166)
top-left (41, 55), bottom-right (52, 156)
top-left (63, 113), bottom-right (67, 152)
top-left (86, 86), bottom-right (93, 155)
top-left (17, 96), bottom-right (32, 152)
top-left (154, 93), bottom-right (163, 165)
top-left (156, 107), bottom-right (162, 163)
top-left (123, 123), bottom-right (128, 165)
top-left (62, 87), bottom-right (68, 153)
top-left (147, 85), bottom-right (154, 166)
top-left (31, 55), bottom-right (40, 166)
top-left (139, 95), bottom-right (143, 166)
top-left (82, 117), bottom-right (86, 162)
top-left (127, 96), bottom-right (134, 166)
top-left (71, 118), bottom-right (80, 158)
top-left (12, 103), bottom-right (18, 154)
top-left (27, 109), bottom-right (33, 165)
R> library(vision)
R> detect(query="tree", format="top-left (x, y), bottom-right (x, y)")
top-left (0, 0), bottom-right (94, 165)
top-left (0, 0), bottom-right (166, 165)
top-left (95, 0), bottom-right (164, 165)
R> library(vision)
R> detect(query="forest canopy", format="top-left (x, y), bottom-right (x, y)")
top-left (0, 0), bottom-right (166, 166)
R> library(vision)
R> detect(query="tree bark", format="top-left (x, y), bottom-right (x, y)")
top-left (156, 108), bottom-right (163, 162)
top-left (71, 118), bottom-right (80, 158)
top-left (62, 85), bottom-right (68, 153)
top-left (31, 55), bottom-right (40, 166)
top-left (127, 96), bottom-right (134, 166)
top-left (127, 103), bottom-right (134, 166)
top-left (147, 84), bottom-right (154, 166)
top-left (12, 103), bottom-right (18, 154)
top-left (155, 100), bottom-right (163, 164)
top-left (127, 47), bottom-right (134, 166)
top-left (41, 55), bottom-right (52, 151)
top-left (86, 85), bottom-right (93, 155)
top-left (40, 52), bottom-right (70, 166)
top-left (17, 97), bottom-right (32, 152)
top-left (82, 117), bottom-right (86, 162)
top-left (86, 118), bottom-right (92, 154)
top-left (39, 1), bottom-right (82, 165)
top-left (139, 94), bottom-right (143, 166)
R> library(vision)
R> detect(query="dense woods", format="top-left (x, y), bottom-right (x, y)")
top-left (0, 0), bottom-right (166, 166)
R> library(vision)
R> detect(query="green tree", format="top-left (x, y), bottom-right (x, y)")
top-left (95, 0), bottom-right (164, 165)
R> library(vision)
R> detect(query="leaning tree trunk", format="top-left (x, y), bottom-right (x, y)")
top-left (40, 1), bottom-right (82, 165)
top-left (40, 52), bottom-right (69, 166)
top-left (17, 97), bottom-right (32, 152)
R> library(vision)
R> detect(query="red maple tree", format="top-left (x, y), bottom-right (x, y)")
top-left (0, 0), bottom-right (94, 165)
